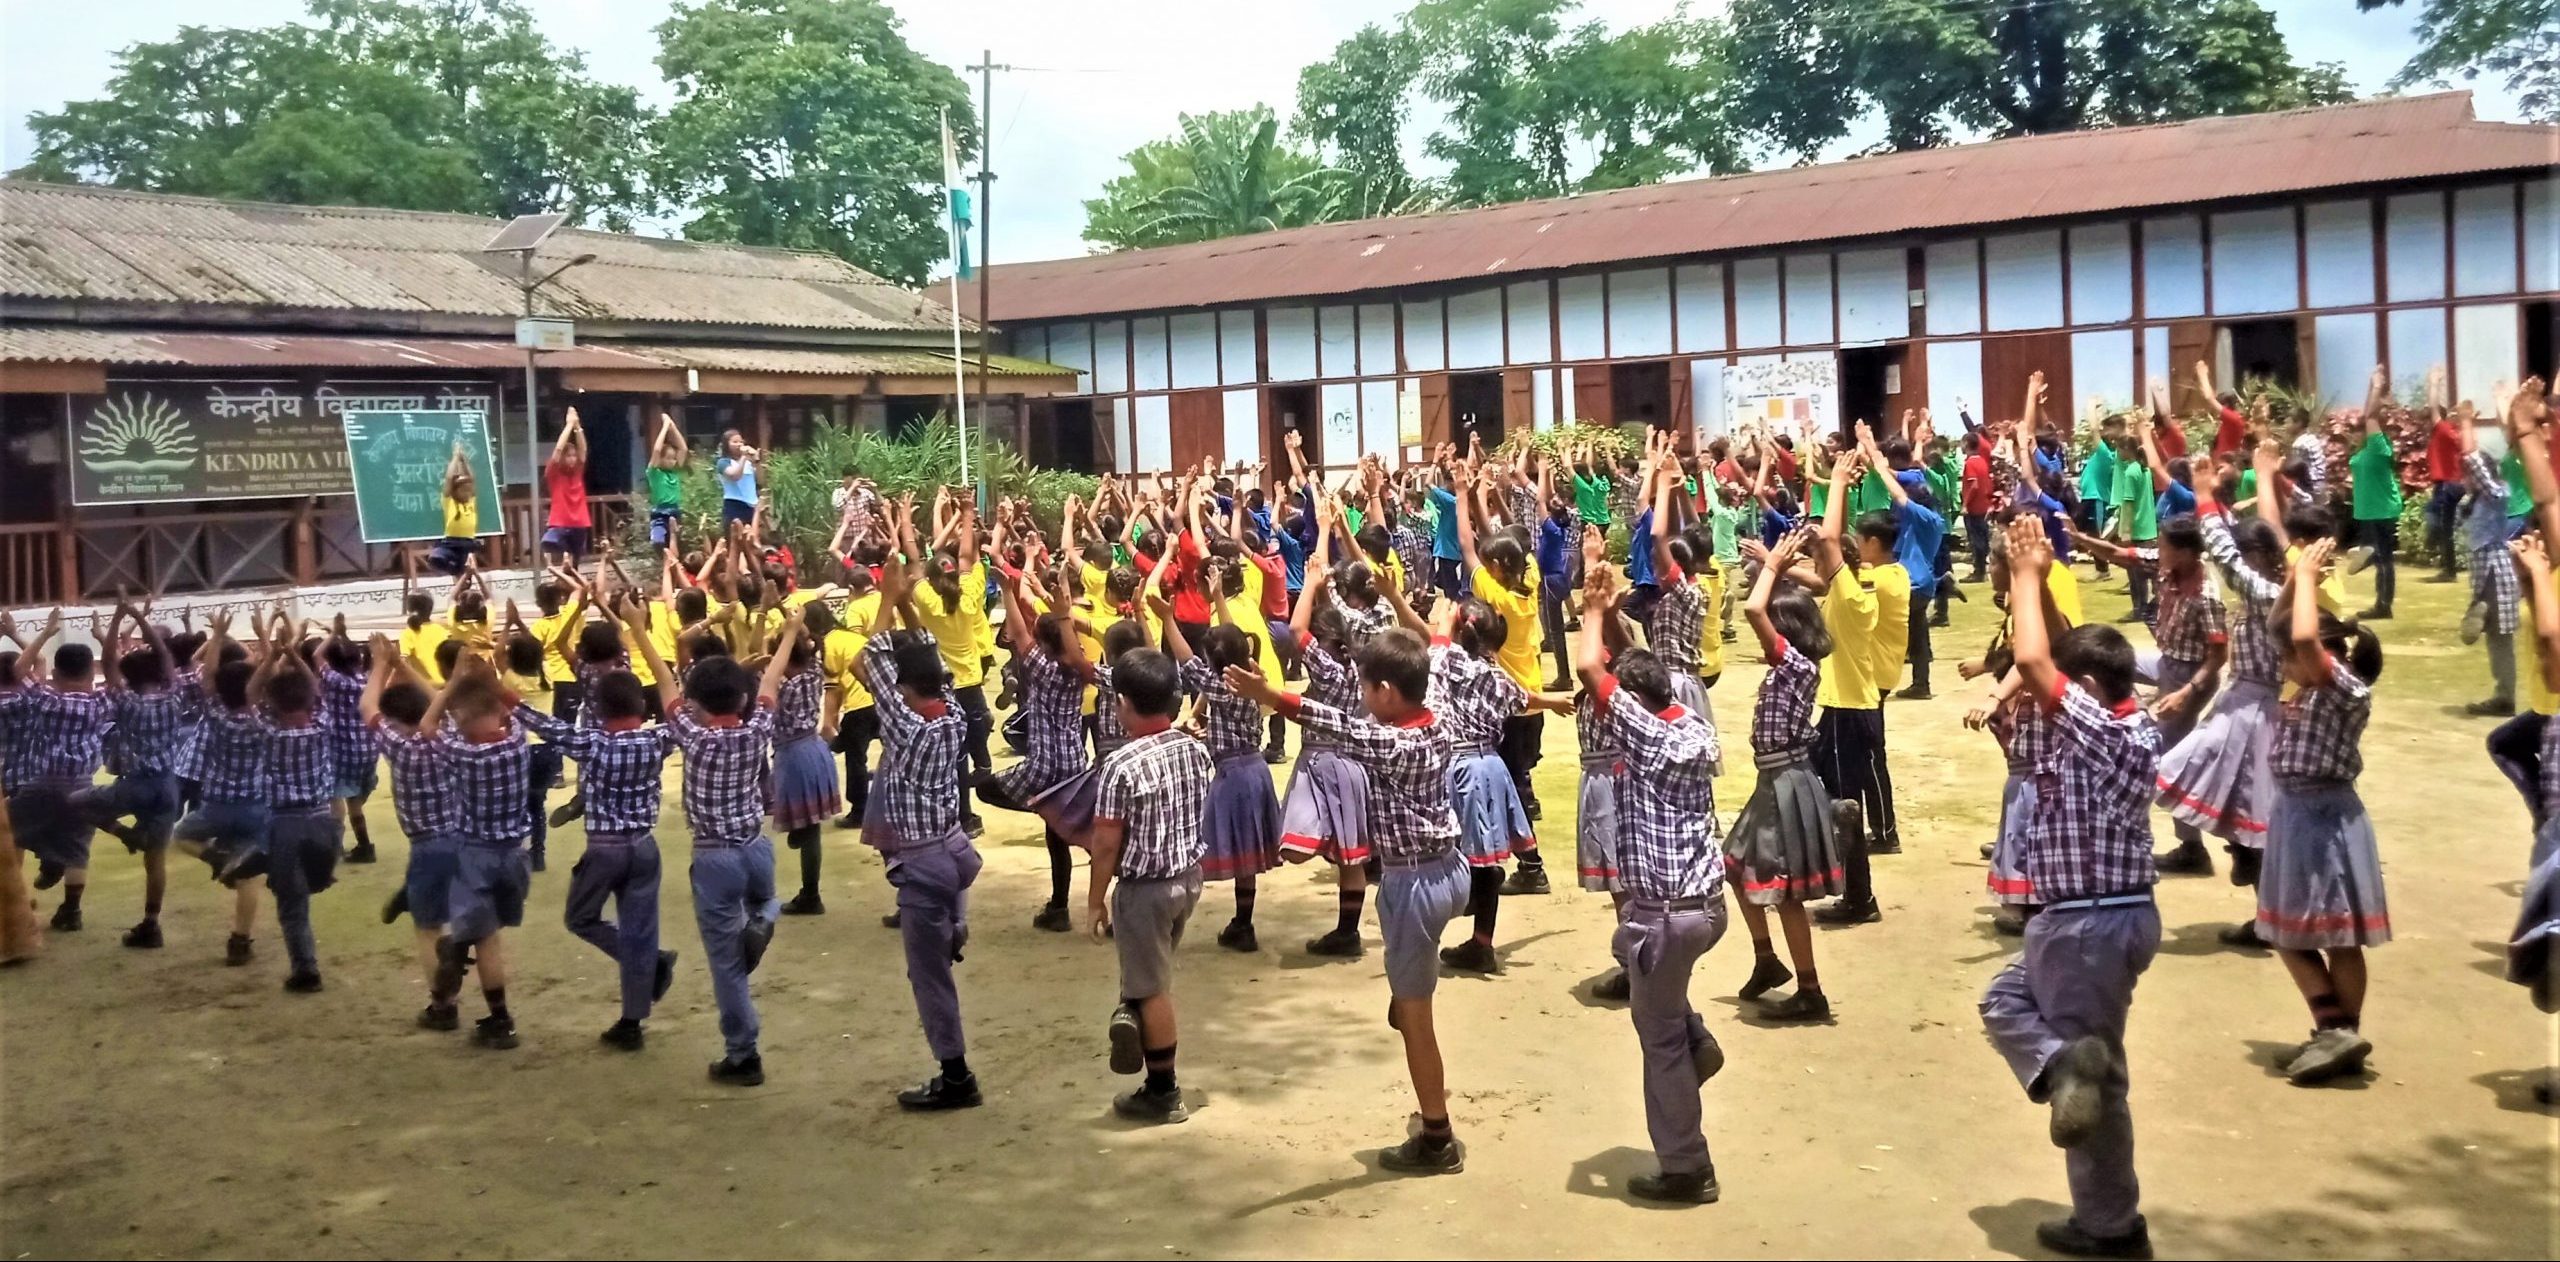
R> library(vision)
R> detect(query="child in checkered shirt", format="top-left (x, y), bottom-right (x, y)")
top-left (983, 555), bottom-right (1100, 934)
top-left (2257, 539), bottom-right (2390, 1087)
top-left (1280, 513), bottom-right (1381, 959)
top-left (1726, 528), bottom-right (1845, 1023)
top-left (360, 636), bottom-right (467, 1029)
top-left (1158, 573), bottom-right (1281, 953)
top-left (169, 612), bottom-right (283, 970)
top-left (423, 653), bottom-right (537, 1049)
top-left (314, 622), bottom-right (379, 866)
top-left (75, 602), bottom-right (194, 949)
top-left (1088, 647), bottom-right (1213, 1125)
top-left (0, 609), bottom-right (112, 935)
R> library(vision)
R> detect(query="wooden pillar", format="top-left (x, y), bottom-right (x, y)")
top-left (290, 497), bottom-right (317, 586)
top-left (753, 397), bottom-right (771, 453)
top-left (53, 524), bottom-right (76, 604)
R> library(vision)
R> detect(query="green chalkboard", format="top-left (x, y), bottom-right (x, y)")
top-left (341, 410), bottom-right (502, 544)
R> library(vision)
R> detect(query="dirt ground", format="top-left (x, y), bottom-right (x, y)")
top-left (3, 562), bottom-right (2555, 1260)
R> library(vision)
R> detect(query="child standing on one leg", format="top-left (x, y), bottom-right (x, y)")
top-left (1725, 528), bottom-right (1845, 1023)
top-left (1160, 579), bottom-right (1281, 952)
top-left (2, 610), bottom-right (113, 936)
top-left (2256, 538), bottom-right (2391, 1085)
top-left (1088, 647), bottom-right (1212, 1124)
top-left (79, 603), bottom-right (194, 949)
top-left (314, 623), bottom-right (378, 865)
top-left (252, 614), bottom-right (343, 996)
top-left (980, 547), bottom-right (1100, 933)
top-left (769, 614), bottom-right (844, 917)
top-left (1431, 595), bottom-right (1562, 976)
top-left (1283, 503), bottom-right (1378, 959)
top-left (1978, 514), bottom-right (2164, 1262)
top-left (170, 612), bottom-right (270, 968)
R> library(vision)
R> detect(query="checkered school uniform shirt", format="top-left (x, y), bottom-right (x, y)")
top-left (1650, 571), bottom-right (1707, 675)
top-left (1178, 656), bottom-right (1264, 760)
top-left (516, 704), bottom-right (676, 835)
top-left (1597, 678), bottom-right (1725, 901)
top-left (1574, 686), bottom-right (1612, 756)
top-left (1389, 525), bottom-right (1431, 589)
top-left (195, 708), bottom-right (273, 803)
top-left (2199, 506), bottom-right (2282, 686)
top-left (267, 719), bottom-right (334, 807)
top-left (2151, 568), bottom-right (2227, 664)
top-left (0, 693), bottom-right (33, 793)
top-left (2542, 710), bottom-right (2560, 821)
top-left (107, 678), bottom-right (196, 778)
top-left (670, 705), bottom-right (775, 846)
top-left (772, 665), bottom-right (826, 743)
top-left (1015, 645), bottom-right (1090, 782)
top-left (861, 633), bottom-right (968, 845)
top-left (1505, 483), bottom-right (1540, 531)
top-left (1295, 636), bottom-right (1365, 752)
top-left (4, 685), bottom-right (111, 785)
top-left (2022, 680), bottom-right (2161, 902)
top-left (435, 720), bottom-right (532, 845)
top-left (374, 723), bottom-right (462, 841)
top-left (1429, 644), bottom-right (1524, 753)
top-left (1090, 661), bottom-right (1130, 762)
top-left (573, 656), bottom-right (626, 729)
top-left (1095, 726), bottom-right (1211, 880)
top-left (1331, 591), bottom-right (1394, 645)
top-left (1750, 640), bottom-right (1820, 764)
top-left (2270, 653), bottom-right (2371, 784)
top-left (1282, 697), bottom-right (1459, 864)
top-left (2462, 450), bottom-right (2521, 634)
top-left (319, 665), bottom-right (370, 780)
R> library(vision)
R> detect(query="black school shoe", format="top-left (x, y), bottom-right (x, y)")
top-left (1440, 939), bottom-right (1501, 974)
top-left (1628, 1167), bottom-right (1720, 1205)
top-left (224, 934), bottom-right (254, 967)
top-left (32, 860), bottom-right (62, 890)
top-left (1108, 1004), bottom-right (1144, 1075)
top-left (600, 1019), bottom-right (645, 1052)
top-left (1112, 1083), bottom-right (1190, 1124)
top-left (122, 919), bottom-right (162, 949)
top-left (1216, 919), bottom-right (1258, 953)
top-left (344, 842), bottom-right (377, 865)
top-left (780, 890), bottom-right (825, 916)
top-left (1030, 904), bottom-right (1072, 933)
top-left (1738, 955), bottom-right (1792, 1001)
top-left (1591, 967), bottom-right (1631, 1002)
top-left (898, 1074), bottom-right (983, 1112)
top-left (49, 904), bottom-right (81, 932)
top-left (417, 1003), bottom-right (459, 1032)
top-left (653, 950), bottom-right (679, 1002)
top-left (1757, 989), bottom-right (1831, 1023)
top-left (1305, 927), bottom-right (1364, 958)
top-left (283, 971), bottom-right (324, 994)
top-left (2046, 1036), bottom-right (2113, 1148)
top-left (1813, 898), bottom-right (1881, 926)
top-left (708, 1054), bottom-right (765, 1087)
top-left (1378, 1134), bottom-right (1465, 1175)
top-left (381, 886), bottom-right (411, 925)
top-left (472, 1015), bottom-right (519, 1050)
top-left (740, 917), bottom-right (775, 975)
top-left (2035, 1216), bottom-right (2153, 1260)
top-left (1502, 865), bottom-right (1551, 896)
top-left (2152, 841), bottom-right (2213, 876)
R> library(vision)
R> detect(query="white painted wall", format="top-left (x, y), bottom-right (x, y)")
top-left (1358, 302), bottom-right (1398, 376)
top-left (1265, 307), bottom-right (1315, 381)
top-left (2071, 328), bottom-right (2137, 410)
top-left (1533, 367), bottom-right (1556, 429)
top-left (1320, 382), bottom-right (1358, 457)
top-left (1360, 379), bottom-right (1399, 457)
top-left (2312, 312), bottom-right (2379, 407)
top-left (1450, 287), bottom-right (1505, 369)
top-left (1608, 267), bottom-right (1674, 358)
top-left (1690, 358), bottom-right (1728, 439)
top-left (1558, 366), bottom-right (1577, 421)
top-left (2527, 180), bottom-right (2558, 294)
top-left (2385, 306), bottom-right (2448, 397)
top-left (2303, 200), bottom-right (2375, 309)
top-left (1925, 239), bottom-right (1982, 334)
top-left (1836, 247), bottom-right (1908, 344)
top-left (1783, 253), bottom-right (1834, 346)
top-left (2068, 223), bottom-right (2134, 325)
top-left (1217, 310), bottom-right (1255, 386)
top-left (1317, 305), bottom-right (1357, 379)
top-left (1109, 398), bottom-right (1132, 472)
top-left (1133, 393), bottom-right (1171, 470)
top-left (1675, 263), bottom-right (1726, 352)
top-left (1132, 317), bottom-right (1170, 391)
top-left (2454, 183), bottom-right (2520, 297)
top-left (2386, 192), bottom-right (2447, 303)
top-left (1985, 230), bottom-right (2064, 331)
top-left (1504, 280), bottom-right (1550, 365)
top-left (1733, 257), bottom-right (1782, 349)
top-left (1167, 312), bottom-right (1217, 389)
top-left (1558, 274), bottom-right (1607, 360)
top-left (1093, 320), bottom-right (1130, 393)
top-left (1222, 388), bottom-right (1260, 464)
top-left (2209, 208), bottom-right (2298, 316)
top-left (2454, 302), bottom-right (2519, 410)
top-left (1402, 299), bottom-right (1445, 373)
top-left (1047, 322), bottom-right (1094, 394)
top-left (1010, 324), bottom-right (1046, 367)
top-left (1926, 339), bottom-right (1982, 425)
top-left (2143, 325), bottom-right (2170, 396)
top-left (2141, 216), bottom-right (2205, 318)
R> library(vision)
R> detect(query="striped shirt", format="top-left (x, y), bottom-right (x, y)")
top-left (1428, 644), bottom-right (1523, 753)
top-left (862, 633), bottom-right (968, 845)
top-left (436, 720), bottom-right (532, 845)
top-left (1179, 656), bottom-right (1263, 759)
top-left (1596, 678), bottom-right (1724, 901)
top-left (670, 706), bottom-right (775, 845)
top-left (1095, 726), bottom-right (1212, 880)
top-left (1750, 640), bottom-right (1820, 762)
top-left (515, 704), bottom-right (676, 835)
top-left (374, 722), bottom-right (462, 841)
top-left (1280, 697), bottom-right (1458, 864)
top-left (2270, 653), bottom-right (2371, 785)
top-left (2023, 679), bottom-right (2161, 902)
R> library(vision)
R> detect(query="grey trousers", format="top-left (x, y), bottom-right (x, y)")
top-left (266, 808), bottom-right (342, 975)
top-left (565, 836), bottom-right (662, 1022)
top-left (2488, 631), bottom-right (2518, 705)
top-left (691, 838), bottom-right (778, 1058)
top-left (1980, 902), bottom-right (2161, 1238)
top-left (888, 830), bottom-right (983, 1061)
top-left (1614, 899), bottom-right (1728, 1176)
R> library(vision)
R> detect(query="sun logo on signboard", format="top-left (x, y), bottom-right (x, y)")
top-left (79, 393), bottom-right (197, 473)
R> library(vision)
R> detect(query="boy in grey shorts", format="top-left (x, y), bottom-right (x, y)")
top-left (1088, 648), bottom-right (1211, 1125)
top-left (1230, 625), bottom-right (1472, 1175)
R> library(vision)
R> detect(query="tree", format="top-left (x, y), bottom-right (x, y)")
top-left (1292, 25), bottom-right (1427, 219)
top-left (1081, 108), bottom-right (1345, 252)
top-left (651, 0), bottom-right (972, 287)
top-left (1728, 0), bottom-right (2356, 161)
top-left (2361, 0), bottom-right (2560, 122)
top-left (17, 1), bottom-right (650, 228)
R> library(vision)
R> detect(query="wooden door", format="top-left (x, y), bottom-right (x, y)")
top-left (1167, 389), bottom-right (1224, 472)
top-left (1573, 369), bottom-right (1611, 425)
top-left (2168, 319), bottom-right (2213, 412)
top-left (1667, 358), bottom-right (1693, 448)
top-left (1502, 369), bottom-right (1535, 435)
top-left (1881, 345), bottom-right (1930, 435)
top-left (1419, 373), bottom-right (1453, 449)
top-left (2293, 316), bottom-right (2319, 397)
top-left (1981, 332), bottom-right (2073, 436)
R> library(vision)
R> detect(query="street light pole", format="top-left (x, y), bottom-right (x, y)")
top-left (519, 250), bottom-right (543, 559)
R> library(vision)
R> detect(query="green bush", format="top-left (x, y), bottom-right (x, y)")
top-left (623, 414), bottom-right (1097, 579)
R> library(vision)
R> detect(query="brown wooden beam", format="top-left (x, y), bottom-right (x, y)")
top-left (0, 362), bottom-right (106, 394)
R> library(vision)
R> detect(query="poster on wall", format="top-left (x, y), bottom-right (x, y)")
top-left (1721, 358), bottom-right (1840, 444)
top-left (70, 379), bottom-right (497, 507)
top-left (341, 410), bottom-right (502, 544)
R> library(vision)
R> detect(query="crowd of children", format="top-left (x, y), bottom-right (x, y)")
top-left (3, 369), bottom-right (2554, 1260)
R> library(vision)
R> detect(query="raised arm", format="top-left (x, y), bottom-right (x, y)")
top-left (1743, 528), bottom-right (1804, 662)
top-left (2003, 516), bottom-right (2062, 701)
top-left (553, 405), bottom-right (583, 462)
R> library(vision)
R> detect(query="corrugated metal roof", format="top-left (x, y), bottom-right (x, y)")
top-left (984, 93), bottom-right (2560, 321)
top-left (0, 326), bottom-right (657, 370)
top-left (0, 180), bottom-right (967, 334)
top-left (607, 343), bottom-right (1075, 378)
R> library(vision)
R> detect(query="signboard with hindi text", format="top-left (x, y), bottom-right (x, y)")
top-left (341, 410), bottom-right (502, 544)
top-left (70, 379), bottom-right (498, 507)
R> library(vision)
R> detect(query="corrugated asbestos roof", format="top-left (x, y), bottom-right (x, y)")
top-left (983, 93), bottom-right (2560, 322)
top-left (607, 343), bottom-right (1075, 378)
top-left (0, 327), bottom-right (657, 369)
top-left (0, 180), bottom-right (967, 334)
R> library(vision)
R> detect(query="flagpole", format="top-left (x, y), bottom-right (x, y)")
top-left (943, 108), bottom-right (971, 491)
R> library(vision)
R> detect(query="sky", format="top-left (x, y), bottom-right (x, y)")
top-left (0, 0), bottom-right (2526, 269)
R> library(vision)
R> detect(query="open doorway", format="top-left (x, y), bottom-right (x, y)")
top-left (2218, 318), bottom-right (2302, 390)
top-left (1611, 361), bottom-right (1670, 429)
top-left (1026, 399), bottom-right (1099, 472)
top-left (1265, 383), bottom-right (1320, 466)
top-left (886, 395), bottom-right (942, 440)
top-left (2528, 300), bottom-right (2557, 384)
top-left (1839, 345), bottom-right (1895, 436)
top-left (1449, 371), bottom-right (1505, 450)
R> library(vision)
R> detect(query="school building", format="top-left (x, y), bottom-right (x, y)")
top-left (980, 93), bottom-right (2560, 476)
top-left (0, 179), bottom-right (1074, 606)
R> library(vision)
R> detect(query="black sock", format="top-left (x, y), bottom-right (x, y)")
top-left (485, 987), bottom-right (510, 1022)
top-left (350, 813), bottom-right (371, 846)
top-left (143, 889), bottom-right (161, 918)
top-left (1751, 936), bottom-right (1776, 958)
top-left (941, 1054), bottom-right (973, 1082)
top-left (1336, 886), bottom-right (1365, 935)
top-left (1233, 878), bottom-right (1256, 926)
top-left (1419, 1113), bottom-right (1454, 1150)
top-left (1471, 867), bottom-right (1503, 944)
top-left (1144, 1044), bottom-right (1177, 1093)
top-left (1516, 849), bottom-right (1545, 872)
top-left (2310, 991), bottom-right (2351, 1029)
top-left (792, 825), bottom-right (822, 893)
top-left (1046, 829), bottom-right (1071, 909)
top-left (61, 884), bottom-right (83, 911)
